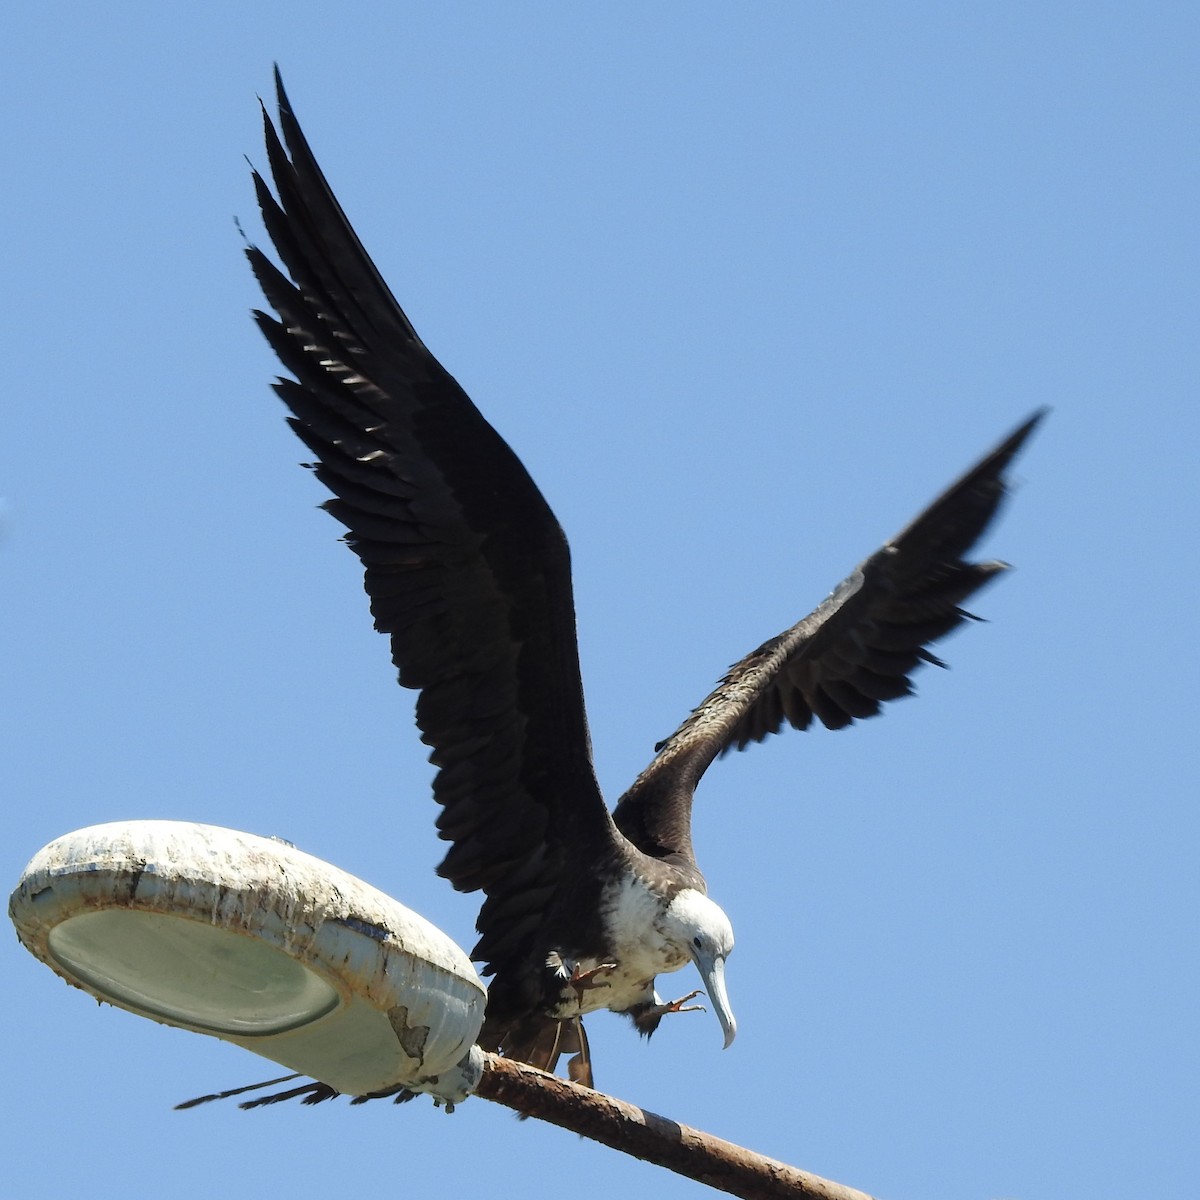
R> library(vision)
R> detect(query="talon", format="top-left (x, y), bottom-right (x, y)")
top-left (569, 961), bottom-right (618, 994)
top-left (658, 988), bottom-right (705, 1016)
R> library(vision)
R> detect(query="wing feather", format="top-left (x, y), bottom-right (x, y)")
top-left (251, 71), bottom-right (615, 975)
top-left (613, 411), bottom-right (1044, 862)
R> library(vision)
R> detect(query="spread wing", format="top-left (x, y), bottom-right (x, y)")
top-left (250, 70), bottom-right (617, 971)
top-left (613, 411), bottom-right (1044, 864)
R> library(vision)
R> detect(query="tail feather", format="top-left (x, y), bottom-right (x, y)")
top-left (177, 1074), bottom-right (416, 1110)
top-left (494, 1014), bottom-right (594, 1090)
top-left (175, 1074), bottom-right (306, 1110)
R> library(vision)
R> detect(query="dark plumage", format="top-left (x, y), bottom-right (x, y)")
top-left (188, 72), bottom-right (1042, 1107)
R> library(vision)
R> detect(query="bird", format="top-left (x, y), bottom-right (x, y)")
top-left (184, 70), bottom-right (1043, 1108)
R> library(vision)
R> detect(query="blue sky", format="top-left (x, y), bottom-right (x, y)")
top-left (3, 5), bottom-right (1196, 1198)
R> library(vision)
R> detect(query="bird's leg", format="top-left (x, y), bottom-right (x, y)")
top-left (626, 988), bottom-right (707, 1038)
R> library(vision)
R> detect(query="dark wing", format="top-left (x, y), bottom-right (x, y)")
top-left (613, 411), bottom-right (1044, 864)
top-left (250, 71), bottom-right (617, 972)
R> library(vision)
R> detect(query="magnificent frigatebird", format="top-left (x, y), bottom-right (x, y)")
top-left (192, 72), bottom-right (1042, 1106)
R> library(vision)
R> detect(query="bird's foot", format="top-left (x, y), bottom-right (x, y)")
top-left (547, 953), bottom-right (618, 1010)
top-left (568, 961), bottom-right (618, 995)
top-left (627, 989), bottom-right (708, 1038)
top-left (647, 988), bottom-right (706, 1018)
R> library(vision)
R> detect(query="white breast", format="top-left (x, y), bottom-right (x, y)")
top-left (548, 876), bottom-right (691, 1018)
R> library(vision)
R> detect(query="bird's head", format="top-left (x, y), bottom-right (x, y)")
top-left (661, 888), bottom-right (737, 1049)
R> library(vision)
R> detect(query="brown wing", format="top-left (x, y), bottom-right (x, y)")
top-left (250, 71), bottom-right (618, 976)
top-left (613, 411), bottom-right (1045, 864)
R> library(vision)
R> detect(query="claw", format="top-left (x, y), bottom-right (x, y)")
top-left (655, 988), bottom-right (706, 1016)
top-left (627, 988), bottom-right (708, 1038)
top-left (562, 960), bottom-right (618, 994)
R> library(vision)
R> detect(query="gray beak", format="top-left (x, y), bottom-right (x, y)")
top-left (692, 950), bottom-right (737, 1049)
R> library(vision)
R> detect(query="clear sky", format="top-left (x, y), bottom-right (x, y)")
top-left (4, 5), bottom-right (1196, 1198)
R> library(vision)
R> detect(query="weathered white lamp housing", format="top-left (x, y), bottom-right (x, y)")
top-left (10, 821), bottom-right (487, 1103)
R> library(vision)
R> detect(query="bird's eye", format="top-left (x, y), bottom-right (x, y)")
top-left (692, 936), bottom-right (702, 949)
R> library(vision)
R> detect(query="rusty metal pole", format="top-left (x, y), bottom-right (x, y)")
top-left (474, 1055), bottom-right (879, 1200)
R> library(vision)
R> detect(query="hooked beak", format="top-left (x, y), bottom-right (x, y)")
top-left (692, 950), bottom-right (737, 1049)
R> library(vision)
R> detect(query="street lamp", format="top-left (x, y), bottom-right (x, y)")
top-left (10, 820), bottom-right (487, 1105)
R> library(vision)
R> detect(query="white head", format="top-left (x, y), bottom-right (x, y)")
top-left (661, 888), bottom-right (737, 1048)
